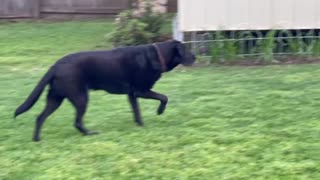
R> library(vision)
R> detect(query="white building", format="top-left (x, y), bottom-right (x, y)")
top-left (175, 0), bottom-right (320, 40)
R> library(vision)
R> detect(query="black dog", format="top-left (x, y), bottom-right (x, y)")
top-left (14, 40), bottom-right (195, 141)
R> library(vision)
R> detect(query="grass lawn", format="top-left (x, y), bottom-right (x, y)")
top-left (1, 20), bottom-right (320, 179)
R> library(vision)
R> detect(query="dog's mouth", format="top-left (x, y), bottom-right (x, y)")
top-left (182, 62), bottom-right (194, 66)
top-left (182, 54), bottom-right (196, 66)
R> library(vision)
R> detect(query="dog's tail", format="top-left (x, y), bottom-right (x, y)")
top-left (14, 67), bottom-right (55, 118)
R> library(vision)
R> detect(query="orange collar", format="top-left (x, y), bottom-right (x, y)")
top-left (152, 43), bottom-right (167, 72)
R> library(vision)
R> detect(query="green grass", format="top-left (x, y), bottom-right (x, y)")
top-left (1, 20), bottom-right (320, 179)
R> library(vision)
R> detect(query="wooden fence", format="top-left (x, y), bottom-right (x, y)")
top-left (0, 0), bottom-right (132, 18)
top-left (0, 0), bottom-right (177, 19)
top-left (0, 0), bottom-right (36, 18)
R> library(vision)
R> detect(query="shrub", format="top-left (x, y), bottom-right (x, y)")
top-left (261, 30), bottom-right (277, 62)
top-left (204, 29), bottom-right (320, 64)
top-left (107, 0), bottom-right (167, 47)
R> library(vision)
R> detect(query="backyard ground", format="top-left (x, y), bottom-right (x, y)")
top-left (1, 21), bottom-right (320, 179)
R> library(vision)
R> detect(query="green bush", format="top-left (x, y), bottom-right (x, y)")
top-left (261, 30), bottom-right (277, 62)
top-left (209, 31), bottom-right (239, 63)
top-left (107, 0), bottom-right (167, 47)
top-left (210, 31), bottom-right (226, 63)
top-left (205, 29), bottom-right (320, 64)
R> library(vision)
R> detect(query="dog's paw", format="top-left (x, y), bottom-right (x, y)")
top-left (85, 131), bottom-right (99, 136)
top-left (157, 107), bottom-right (165, 115)
top-left (136, 122), bottom-right (144, 127)
top-left (33, 137), bottom-right (41, 142)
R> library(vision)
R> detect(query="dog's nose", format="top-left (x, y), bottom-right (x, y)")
top-left (192, 54), bottom-right (196, 60)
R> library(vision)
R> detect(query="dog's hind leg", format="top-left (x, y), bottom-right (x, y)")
top-left (68, 91), bottom-right (98, 135)
top-left (33, 89), bottom-right (64, 142)
top-left (128, 93), bottom-right (144, 126)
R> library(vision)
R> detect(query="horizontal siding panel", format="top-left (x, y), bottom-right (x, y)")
top-left (179, 0), bottom-right (320, 31)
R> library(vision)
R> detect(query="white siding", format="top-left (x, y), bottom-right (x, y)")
top-left (178, 0), bottom-right (320, 31)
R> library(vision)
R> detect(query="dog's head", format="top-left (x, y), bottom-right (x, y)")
top-left (171, 40), bottom-right (196, 67)
top-left (154, 40), bottom-right (196, 71)
top-left (152, 40), bottom-right (196, 72)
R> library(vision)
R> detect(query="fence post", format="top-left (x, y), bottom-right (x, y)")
top-left (32, 0), bottom-right (40, 18)
top-left (167, 0), bottom-right (177, 13)
top-left (128, 0), bottom-right (139, 9)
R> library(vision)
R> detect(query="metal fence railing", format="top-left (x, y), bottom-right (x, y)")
top-left (183, 30), bottom-right (320, 62)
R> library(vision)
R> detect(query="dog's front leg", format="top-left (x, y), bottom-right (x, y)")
top-left (128, 93), bottom-right (144, 126)
top-left (137, 90), bottom-right (168, 115)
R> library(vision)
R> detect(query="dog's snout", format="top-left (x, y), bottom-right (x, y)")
top-left (192, 53), bottom-right (196, 60)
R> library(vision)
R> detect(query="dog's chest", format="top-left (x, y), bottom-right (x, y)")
top-left (88, 80), bottom-right (131, 94)
top-left (131, 72), bottom-right (161, 91)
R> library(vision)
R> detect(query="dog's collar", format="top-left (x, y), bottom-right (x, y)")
top-left (152, 43), bottom-right (167, 72)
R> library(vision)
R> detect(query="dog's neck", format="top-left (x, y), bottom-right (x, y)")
top-left (152, 43), bottom-right (167, 72)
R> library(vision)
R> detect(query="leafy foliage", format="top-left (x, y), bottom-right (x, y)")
top-left (261, 30), bottom-right (277, 61)
top-left (107, 0), bottom-right (167, 47)
top-left (203, 30), bottom-right (320, 63)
